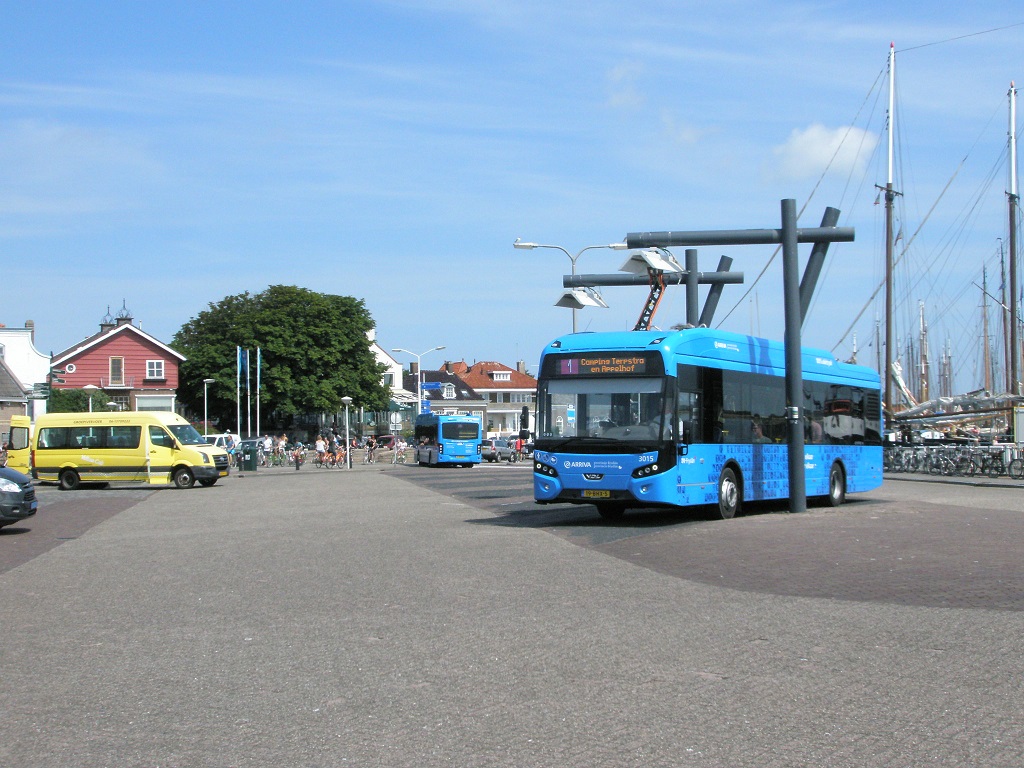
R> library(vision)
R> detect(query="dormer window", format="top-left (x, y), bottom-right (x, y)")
top-left (442, 383), bottom-right (457, 399)
top-left (491, 371), bottom-right (511, 382)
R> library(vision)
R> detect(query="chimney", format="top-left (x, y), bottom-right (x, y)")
top-left (410, 362), bottom-right (419, 375)
top-left (100, 306), bottom-right (115, 333)
top-left (517, 360), bottom-right (527, 374)
top-left (24, 320), bottom-right (34, 342)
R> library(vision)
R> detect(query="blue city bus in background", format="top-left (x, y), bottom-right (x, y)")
top-left (532, 328), bottom-right (883, 520)
top-left (413, 413), bottom-right (483, 467)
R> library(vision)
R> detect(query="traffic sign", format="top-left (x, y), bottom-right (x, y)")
top-left (420, 382), bottom-right (442, 391)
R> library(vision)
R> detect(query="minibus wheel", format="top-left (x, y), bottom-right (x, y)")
top-left (173, 467), bottom-right (196, 489)
top-left (59, 469), bottom-right (80, 491)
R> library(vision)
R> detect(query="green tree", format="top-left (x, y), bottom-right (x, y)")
top-left (173, 286), bottom-right (389, 430)
top-left (48, 388), bottom-right (93, 413)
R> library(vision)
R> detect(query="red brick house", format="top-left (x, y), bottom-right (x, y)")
top-left (51, 310), bottom-right (185, 412)
top-left (448, 360), bottom-right (537, 437)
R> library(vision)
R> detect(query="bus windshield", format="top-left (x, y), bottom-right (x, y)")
top-left (441, 422), bottom-right (481, 441)
top-left (537, 377), bottom-right (670, 444)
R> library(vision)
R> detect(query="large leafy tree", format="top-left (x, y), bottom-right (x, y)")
top-left (173, 286), bottom-right (389, 430)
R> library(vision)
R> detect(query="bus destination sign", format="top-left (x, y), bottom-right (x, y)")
top-left (548, 352), bottom-right (661, 377)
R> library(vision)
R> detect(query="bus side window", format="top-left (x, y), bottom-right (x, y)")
top-left (677, 390), bottom-right (700, 443)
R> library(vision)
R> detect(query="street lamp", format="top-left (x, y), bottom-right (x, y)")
top-left (202, 378), bottom-right (217, 437)
top-left (391, 346), bottom-right (446, 416)
top-left (514, 239), bottom-right (627, 332)
top-left (341, 396), bottom-right (353, 469)
top-left (82, 384), bottom-right (100, 413)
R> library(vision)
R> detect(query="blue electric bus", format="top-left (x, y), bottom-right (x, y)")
top-left (532, 328), bottom-right (883, 519)
top-left (413, 413), bottom-right (483, 467)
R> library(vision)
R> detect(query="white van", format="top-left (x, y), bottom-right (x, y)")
top-left (33, 411), bottom-right (230, 489)
top-left (204, 432), bottom-right (242, 451)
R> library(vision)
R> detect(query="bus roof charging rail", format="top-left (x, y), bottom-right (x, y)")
top-left (622, 202), bottom-right (853, 515)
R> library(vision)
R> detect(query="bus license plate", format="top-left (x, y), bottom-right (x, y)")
top-left (582, 489), bottom-right (611, 499)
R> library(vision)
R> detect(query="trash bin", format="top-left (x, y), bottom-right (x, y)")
top-left (240, 445), bottom-right (258, 472)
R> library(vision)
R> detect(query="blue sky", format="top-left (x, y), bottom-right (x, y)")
top-left (2, 2), bottom-right (1021, 393)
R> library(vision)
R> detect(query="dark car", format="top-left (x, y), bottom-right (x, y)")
top-left (0, 466), bottom-right (37, 529)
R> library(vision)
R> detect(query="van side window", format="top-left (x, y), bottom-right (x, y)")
top-left (9, 425), bottom-right (29, 451)
top-left (37, 427), bottom-right (69, 449)
top-left (149, 426), bottom-right (175, 449)
top-left (70, 427), bottom-right (103, 448)
top-left (108, 426), bottom-right (141, 449)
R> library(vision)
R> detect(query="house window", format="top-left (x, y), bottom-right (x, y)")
top-left (109, 357), bottom-right (125, 386)
top-left (442, 383), bottom-right (456, 400)
top-left (491, 371), bottom-right (511, 382)
top-left (146, 360), bottom-right (165, 380)
top-left (383, 372), bottom-right (395, 387)
top-left (110, 395), bottom-right (130, 411)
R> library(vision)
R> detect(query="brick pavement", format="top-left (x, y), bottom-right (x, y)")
top-left (0, 467), bottom-right (1021, 767)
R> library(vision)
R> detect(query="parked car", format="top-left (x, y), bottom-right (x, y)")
top-left (0, 465), bottom-right (37, 529)
top-left (205, 433), bottom-right (242, 453)
top-left (482, 437), bottom-right (515, 462)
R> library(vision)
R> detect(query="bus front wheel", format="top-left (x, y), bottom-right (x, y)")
top-left (595, 502), bottom-right (626, 521)
top-left (716, 467), bottom-right (741, 519)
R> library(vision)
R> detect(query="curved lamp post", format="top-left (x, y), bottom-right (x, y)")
top-left (391, 346), bottom-right (446, 416)
top-left (514, 239), bottom-right (627, 332)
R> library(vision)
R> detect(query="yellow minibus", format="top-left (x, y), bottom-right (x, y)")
top-left (32, 411), bottom-right (230, 490)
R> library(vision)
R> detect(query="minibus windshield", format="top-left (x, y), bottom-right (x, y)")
top-left (168, 424), bottom-right (209, 446)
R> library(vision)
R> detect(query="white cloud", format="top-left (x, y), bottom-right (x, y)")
top-left (771, 123), bottom-right (879, 180)
top-left (606, 61), bottom-right (646, 109)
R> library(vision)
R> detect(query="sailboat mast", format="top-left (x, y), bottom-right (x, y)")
top-left (1009, 82), bottom-right (1019, 394)
top-left (884, 42), bottom-right (897, 425)
top-left (1000, 239), bottom-right (1010, 392)
top-left (919, 301), bottom-right (929, 401)
top-left (982, 270), bottom-right (992, 393)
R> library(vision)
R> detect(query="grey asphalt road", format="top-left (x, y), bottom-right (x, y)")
top-left (1, 467), bottom-right (1022, 767)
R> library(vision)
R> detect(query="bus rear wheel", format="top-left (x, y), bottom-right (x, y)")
top-left (827, 462), bottom-right (846, 507)
top-left (716, 467), bottom-right (741, 519)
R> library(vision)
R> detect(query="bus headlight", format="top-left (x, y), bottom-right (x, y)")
top-left (535, 461), bottom-right (558, 477)
top-left (632, 463), bottom-right (661, 478)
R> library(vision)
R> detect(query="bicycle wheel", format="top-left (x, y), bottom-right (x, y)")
top-left (1008, 458), bottom-right (1024, 480)
top-left (986, 460), bottom-right (1005, 479)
